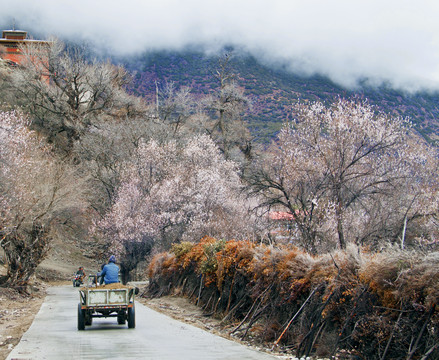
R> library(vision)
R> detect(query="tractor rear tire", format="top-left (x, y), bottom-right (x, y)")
top-left (85, 311), bottom-right (93, 326)
top-left (127, 305), bottom-right (135, 329)
top-left (78, 303), bottom-right (85, 330)
top-left (117, 313), bottom-right (126, 325)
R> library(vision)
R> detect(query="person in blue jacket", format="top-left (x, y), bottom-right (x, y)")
top-left (98, 255), bottom-right (120, 285)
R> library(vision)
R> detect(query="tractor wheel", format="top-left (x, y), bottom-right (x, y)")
top-left (78, 303), bottom-right (85, 330)
top-left (117, 312), bottom-right (125, 325)
top-left (127, 305), bottom-right (135, 329)
top-left (85, 311), bottom-right (93, 326)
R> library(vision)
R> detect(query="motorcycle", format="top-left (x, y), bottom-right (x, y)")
top-left (72, 273), bottom-right (83, 287)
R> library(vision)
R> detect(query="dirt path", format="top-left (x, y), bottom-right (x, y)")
top-left (6, 285), bottom-right (281, 360)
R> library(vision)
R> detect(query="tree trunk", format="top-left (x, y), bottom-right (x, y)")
top-left (120, 264), bottom-right (130, 285)
top-left (1, 224), bottom-right (49, 289)
top-left (401, 215), bottom-right (407, 250)
top-left (336, 205), bottom-right (346, 249)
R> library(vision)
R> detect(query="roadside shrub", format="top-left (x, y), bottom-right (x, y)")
top-left (147, 238), bottom-right (439, 359)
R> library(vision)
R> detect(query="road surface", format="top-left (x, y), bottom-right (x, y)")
top-left (7, 285), bottom-right (279, 360)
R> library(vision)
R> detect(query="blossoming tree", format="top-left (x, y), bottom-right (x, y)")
top-left (249, 99), bottom-right (439, 251)
top-left (96, 134), bottom-right (265, 282)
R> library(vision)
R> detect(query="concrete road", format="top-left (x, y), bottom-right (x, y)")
top-left (7, 286), bottom-right (279, 360)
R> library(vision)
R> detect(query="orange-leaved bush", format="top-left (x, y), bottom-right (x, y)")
top-left (147, 239), bottom-right (439, 359)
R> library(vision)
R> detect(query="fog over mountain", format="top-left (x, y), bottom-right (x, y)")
top-left (1, 0), bottom-right (439, 93)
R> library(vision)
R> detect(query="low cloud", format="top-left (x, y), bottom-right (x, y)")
top-left (1, 0), bottom-right (439, 92)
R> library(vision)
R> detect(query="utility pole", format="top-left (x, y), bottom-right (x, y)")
top-left (155, 80), bottom-right (159, 116)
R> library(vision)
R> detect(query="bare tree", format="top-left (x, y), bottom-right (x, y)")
top-left (0, 52), bottom-right (14, 106)
top-left (204, 53), bottom-right (253, 162)
top-left (158, 81), bottom-right (195, 135)
top-left (0, 110), bottom-right (85, 289)
top-left (73, 112), bottom-right (160, 214)
top-left (9, 38), bottom-right (143, 152)
top-left (354, 135), bottom-right (439, 249)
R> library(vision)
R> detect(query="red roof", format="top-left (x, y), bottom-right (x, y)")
top-left (269, 211), bottom-right (294, 221)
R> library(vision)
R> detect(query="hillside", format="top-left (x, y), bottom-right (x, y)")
top-left (119, 50), bottom-right (439, 143)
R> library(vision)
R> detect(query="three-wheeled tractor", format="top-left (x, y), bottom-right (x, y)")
top-left (77, 277), bottom-right (137, 330)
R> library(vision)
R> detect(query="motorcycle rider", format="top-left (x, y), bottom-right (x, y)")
top-left (98, 255), bottom-right (120, 285)
top-left (76, 266), bottom-right (86, 283)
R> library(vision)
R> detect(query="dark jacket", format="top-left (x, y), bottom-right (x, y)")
top-left (98, 262), bottom-right (119, 284)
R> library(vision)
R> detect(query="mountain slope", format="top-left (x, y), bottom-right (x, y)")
top-left (119, 50), bottom-right (439, 143)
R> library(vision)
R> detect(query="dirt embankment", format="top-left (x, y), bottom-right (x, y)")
top-left (0, 270), bottom-right (47, 360)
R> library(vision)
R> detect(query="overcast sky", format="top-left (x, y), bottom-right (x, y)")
top-left (1, 0), bottom-right (438, 92)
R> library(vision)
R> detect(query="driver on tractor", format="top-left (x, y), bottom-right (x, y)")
top-left (98, 255), bottom-right (120, 285)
